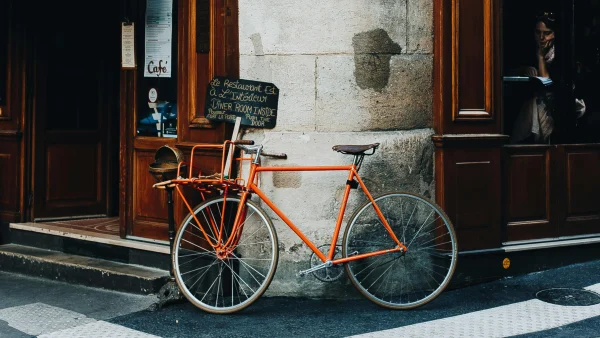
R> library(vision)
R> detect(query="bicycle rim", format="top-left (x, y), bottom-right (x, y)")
top-left (173, 196), bottom-right (278, 314)
top-left (343, 192), bottom-right (457, 309)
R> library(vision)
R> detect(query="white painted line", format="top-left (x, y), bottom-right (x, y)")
top-left (0, 303), bottom-right (95, 336)
top-left (39, 321), bottom-right (161, 338)
top-left (0, 303), bottom-right (160, 338)
top-left (348, 284), bottom-right (600, 338)
top-left (585, 283), bottom-right (600, 294)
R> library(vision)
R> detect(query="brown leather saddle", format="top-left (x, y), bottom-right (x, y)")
top-left (332, 143), bottom-right (380, 155)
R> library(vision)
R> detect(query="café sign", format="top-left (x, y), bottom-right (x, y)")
top-left (204, 76), bottom-right (279, 128)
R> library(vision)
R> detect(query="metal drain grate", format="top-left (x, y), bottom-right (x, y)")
top-left (536, 288), bottom-right (600, 306)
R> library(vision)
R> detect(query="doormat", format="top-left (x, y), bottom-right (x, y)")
top-left (44, 217), bottom-right (119, 236)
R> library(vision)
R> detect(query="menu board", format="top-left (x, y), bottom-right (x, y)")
top-left (204, 77), bottom-right (279, 128)
top-left (144, 0), bottom-right (173, 77)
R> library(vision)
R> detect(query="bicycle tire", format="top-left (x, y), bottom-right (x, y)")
top-left (342, 192), bottom-right (457, 309)
top-left (172, 196), bottom-right (278, 314)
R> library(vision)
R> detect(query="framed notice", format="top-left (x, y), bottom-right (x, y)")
top-left (144, 0), bottom-right (173, 77)
top-left (121, 22), bottom-right (136, 69)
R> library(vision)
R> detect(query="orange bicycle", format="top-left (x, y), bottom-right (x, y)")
top-left (154, 140), bottom-right (458, 314)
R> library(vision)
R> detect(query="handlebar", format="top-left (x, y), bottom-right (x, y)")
top-left (262, 152), bottom-right (287, 159)
top-left (232, 140), bottom-right (254, 145)
top-left (235, 141), bottom-right (287, 160)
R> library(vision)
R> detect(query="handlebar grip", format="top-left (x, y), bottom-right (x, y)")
top-left (262, 152), bottom-right (287, 159)
top-left (233, 140), bottom-right (254, 145)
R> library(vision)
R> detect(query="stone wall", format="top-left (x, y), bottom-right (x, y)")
top-left (237, 0), bottom-right (434, 297)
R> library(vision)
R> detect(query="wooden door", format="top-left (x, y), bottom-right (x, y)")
top-left (502, 0), bottom-right (600, 241)
top-left (32, 1), bottom-right (120, 220)
top-left (122, 0), bottom-right (237, 240)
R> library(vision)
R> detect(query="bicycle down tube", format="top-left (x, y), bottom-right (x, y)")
top-left (229, 163), bottom-right (408, 264)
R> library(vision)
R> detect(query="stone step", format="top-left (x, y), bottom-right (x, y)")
top-left (0, 244), bottom-right (170, 295)
top-left (9, 223), bottom-right (171, 271)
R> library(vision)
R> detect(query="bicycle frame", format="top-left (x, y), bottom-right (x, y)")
top-left (228, 162), bottom-right (408, 265)
top-left (161, 141), bottom-right (408, 266)
top-left (159, 141), bottom-right (457, 312)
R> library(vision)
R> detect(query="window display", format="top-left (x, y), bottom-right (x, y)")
top-left (137, 101), bottom-right (177, 137)
top-left (503, 0), bottom-right (600, 144)
top-left (136, 0), bottom-right (178, 139)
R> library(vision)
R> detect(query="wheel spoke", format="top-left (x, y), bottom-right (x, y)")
top-left (230, 251), bottom-right (267, 279)
top-left (173, 196), bottom-right (278, 313)
top-left (343, 192), bottom-right (457, 309)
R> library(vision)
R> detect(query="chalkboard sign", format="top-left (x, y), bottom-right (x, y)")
top-left (204, 76), bottom-right (279, 128)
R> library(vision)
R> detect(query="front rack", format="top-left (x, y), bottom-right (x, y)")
top-left (152, 140), bottom-right (255, 196)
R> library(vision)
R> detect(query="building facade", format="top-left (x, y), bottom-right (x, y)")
top-left (237, 1), bottom-right (435, 296)
top-left (1, 0), bottom-right (599, 298)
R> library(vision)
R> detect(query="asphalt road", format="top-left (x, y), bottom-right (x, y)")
top-left (1, 259), bottom-right (600, 337)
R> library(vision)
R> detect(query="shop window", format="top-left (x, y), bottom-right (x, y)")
top-left (137, 0), bottom-right (179, 138)
top-left (503, 0), bottom-right (600, 144)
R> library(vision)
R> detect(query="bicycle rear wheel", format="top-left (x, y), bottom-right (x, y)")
top-left (172, 196), bottom-right (278, 314)
top-left (342, 192), bottom-right (457, 309)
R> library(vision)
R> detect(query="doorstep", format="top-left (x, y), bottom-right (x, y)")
top-left (9, 223), bottom-right (170, 270)
top-left (0, 223), bottom-right (172, 294)
top-left (0, 243), bottom-right (169, 294)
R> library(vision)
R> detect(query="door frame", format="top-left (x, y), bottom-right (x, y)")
top-left (28, 0), bottom-right (121, 222)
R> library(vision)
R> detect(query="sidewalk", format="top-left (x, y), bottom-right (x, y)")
top-left (0, 272), bottom-right (157, 337)
top-left (1, 259), bottom-right (600, 337)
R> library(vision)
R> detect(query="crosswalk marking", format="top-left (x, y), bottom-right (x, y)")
top-left (0, 303), bottom-right (95, 336)
top-left (0, 303), bottom-right (158, 338)
top-left (39, 321), bottom-right (160, 338)
top-left (348, 283), bottom-right (600, 338)
top-left (2, 284), bottom-right (599, 337)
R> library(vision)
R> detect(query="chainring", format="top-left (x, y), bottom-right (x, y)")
top-left (309, 244), bottom-right (345, 282)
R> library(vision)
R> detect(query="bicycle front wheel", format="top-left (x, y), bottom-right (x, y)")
top-left (342, 192), bottom-right (457, 309)
top-left (172, 196), bottom-right (278, 314)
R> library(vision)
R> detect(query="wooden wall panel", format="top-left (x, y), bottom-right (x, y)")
top-left (134, 150), bottom-right (168, 221)
top-left (454, 0), bottom-right (490, 118)
top-left (455, 162), bottom-right (494, 230)
top-left (45, 144), bottom-right (99, 203)
top-left (507, 153), bottom-right (547, 220)
top-left (434, 0), bottom-right (501, 134)
top-left (504, 146), bottom-right (555, 242)
top-left (0, 138), bottom-right (20, 217)
top-left (566, 152), bottom-right (600, 215)
top-left (562, 147), bottom-right (600, 236)
top-left (131, 143), bottom-right (173, 240)
top-left (434, 136), bottom-right (504, 251)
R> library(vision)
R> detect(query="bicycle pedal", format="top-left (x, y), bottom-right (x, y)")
top-left (298, 260), bottom-right (332, 278)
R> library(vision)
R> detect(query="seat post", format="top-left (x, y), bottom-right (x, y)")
top-left (353, 155), bottom-right (365, 172)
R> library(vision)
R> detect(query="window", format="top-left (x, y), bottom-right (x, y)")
top-left (503, 0), bottom-right (600, 144)
top-left (137, 0), bottom-right (179, 138)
